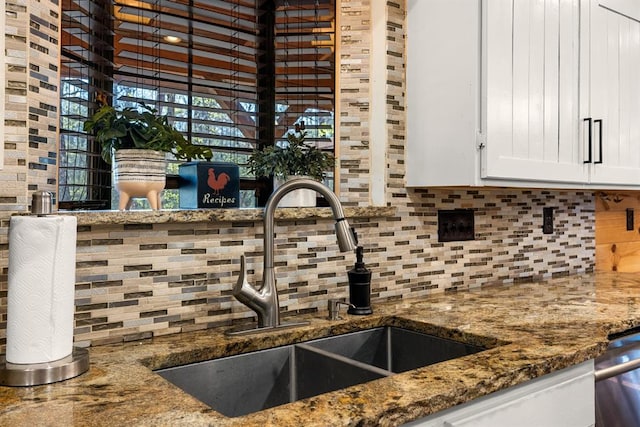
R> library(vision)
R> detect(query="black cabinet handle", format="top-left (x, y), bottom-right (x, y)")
top-left (594, 119), bottom-right (603, 164)
top-left (584, 118), bottom-right (593, 164)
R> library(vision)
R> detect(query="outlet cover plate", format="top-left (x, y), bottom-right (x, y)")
top-left (438, 209), bottom-right (475, 242)
top-left (543, 207), bottom-right (554, 234)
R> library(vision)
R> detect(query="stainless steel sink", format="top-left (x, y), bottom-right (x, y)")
top-left (156, 326), bottom-right (486, 417)
top-left (306, 326), bottom-right (484, 373)
top-left (157, 343), bottom-right (389, 417)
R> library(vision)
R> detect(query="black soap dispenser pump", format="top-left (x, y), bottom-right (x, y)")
top-left (347, 245), bottom-right (373, 315)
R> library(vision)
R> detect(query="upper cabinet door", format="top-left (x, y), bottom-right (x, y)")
top-left (482, 0), bottom-right (588, 184)
top-left (406, 0), bottom-right (640, 189)
top-left (587, 0), bottom-right (640, 185)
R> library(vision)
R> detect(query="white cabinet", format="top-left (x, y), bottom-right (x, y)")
top-left (406, 0), bottom-right (480, 187)
top-left (585, 0), bottom-right (640, 185)
top-left (482, 0), bottom-right (586, 185)
top-left (403, 360), bottom-right (595, 427)
top-left (406, 0), bottom-right (640, 189)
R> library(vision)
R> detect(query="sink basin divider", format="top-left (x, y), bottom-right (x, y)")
top-left (386, 331), bottom-right (393, 372)
top-left (294, 343), bottom-right (393, 379)
top-left (289, 346), bottom-right (296, 404)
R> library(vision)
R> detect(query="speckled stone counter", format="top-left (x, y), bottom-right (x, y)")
top-left (49, 206), bottom-right (396, 226)
top-left (2, 272), bottom-right (640, 426)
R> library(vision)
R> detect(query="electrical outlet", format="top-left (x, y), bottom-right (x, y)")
top-left (438, 209), bottom-right (474, 242)
top-left (543, 207), bottom-right (554, 234)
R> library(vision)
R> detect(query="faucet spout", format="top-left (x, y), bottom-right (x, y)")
top-left (230, 178), bottom-right (357, 333)
top-left (263, 178), bottom-right (357, 269)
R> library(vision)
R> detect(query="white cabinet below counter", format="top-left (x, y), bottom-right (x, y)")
top-left (403, 360), bottom-right (594, 427)
top-left (406, 0), bottom-right (640, 190)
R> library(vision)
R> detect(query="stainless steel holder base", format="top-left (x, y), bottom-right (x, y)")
top-left (225, 320), bottom-right (310, 336)
top-left (0, 347), bottom-right (89, 387)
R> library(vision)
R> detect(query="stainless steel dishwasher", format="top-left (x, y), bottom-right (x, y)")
top-left (595, 330), bottom-right (640, 427)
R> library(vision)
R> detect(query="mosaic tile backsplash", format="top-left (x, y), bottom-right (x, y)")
top-left (2, 0), bottom-right (60, 212)
top-left (51, 188), bottom-right (597, 348)
top-left (0, 1), bottom-right (596, 353)
top-left (0, 187), bottom-right (596, 351)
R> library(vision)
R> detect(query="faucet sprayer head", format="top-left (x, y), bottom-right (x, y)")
top-left (335, 218), bottom-right (357, 252)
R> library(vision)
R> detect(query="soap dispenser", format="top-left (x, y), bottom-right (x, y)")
top-left (347, 245), bottom-right (373, 315)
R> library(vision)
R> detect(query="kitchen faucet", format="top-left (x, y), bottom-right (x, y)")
top-left (229, 178), bottom-right (357, 335)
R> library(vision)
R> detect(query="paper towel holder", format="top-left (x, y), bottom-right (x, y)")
top-left (1, 197), bottom-right (90, 386)
top-left (0, 348), bottom-right (89, 387)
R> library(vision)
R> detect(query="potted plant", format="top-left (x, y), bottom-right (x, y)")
top-left (247, 127), bottom-right (335, 207)
top-left (83, 103), bottom-right (212, 210)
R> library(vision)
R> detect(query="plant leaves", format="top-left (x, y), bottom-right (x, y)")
top-left (247, 130), bottom-right (334, 180)
top-left (84, 103), bottom-right (212, 164)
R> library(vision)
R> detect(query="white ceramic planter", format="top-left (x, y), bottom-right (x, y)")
top-left (273, 176), bottom-right (317, 207)
top-left (113, 149), bottom-right (166, 210)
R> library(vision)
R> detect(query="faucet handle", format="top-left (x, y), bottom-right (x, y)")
top-left (233, 255), bottom-right (251, 302)
top-left (327, 299), bottom-right (354, 320)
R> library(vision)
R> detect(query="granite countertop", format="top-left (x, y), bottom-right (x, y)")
top-left (2, 272), bottom-right (640, 426)
top-left (14, 206), bottom-right (397, 226)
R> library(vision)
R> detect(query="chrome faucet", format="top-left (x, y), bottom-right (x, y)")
top-left (230, 178), bottom-right (357, 335)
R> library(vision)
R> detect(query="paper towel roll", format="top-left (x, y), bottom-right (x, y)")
top-left (6, 215), bottom-right (77, 364)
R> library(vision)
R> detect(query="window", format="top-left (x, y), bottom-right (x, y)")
top-left (59, 0), bottom-right (336, 209)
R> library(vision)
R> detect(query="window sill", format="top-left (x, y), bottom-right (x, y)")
top-left (56, 206), bottom-right (396, 226)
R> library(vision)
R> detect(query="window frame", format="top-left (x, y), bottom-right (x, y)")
top-left (59, 0), bottom-right (336, 210)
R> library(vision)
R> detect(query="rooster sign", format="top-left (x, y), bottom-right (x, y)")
top-left (178, 162), bottom-right (240, 208)
top-left (207, 168), bottom-right (230, 195)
